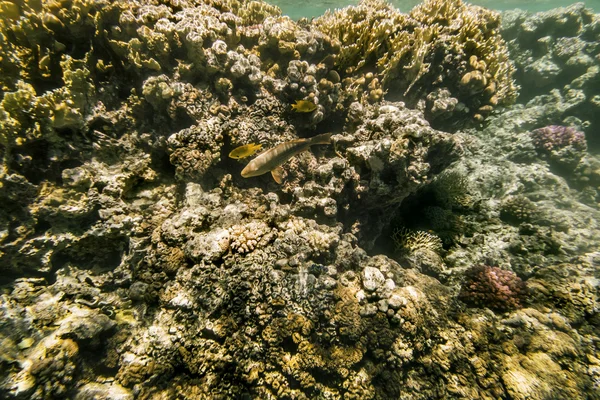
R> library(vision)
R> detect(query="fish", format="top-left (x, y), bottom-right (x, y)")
top-left (228, 143), bottom-right (263, 159)
top-left (291, 100), bottom-right (318, 113)
top-left (241, 132), bottom-right (332, 184)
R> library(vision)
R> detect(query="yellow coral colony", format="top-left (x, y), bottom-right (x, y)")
top-left (314, 0), bottom-right (518, 120)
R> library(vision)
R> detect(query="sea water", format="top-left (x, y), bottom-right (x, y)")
top-left (270, 0), bottom-right (600, 19)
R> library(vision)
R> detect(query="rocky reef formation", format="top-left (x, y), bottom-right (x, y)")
top-left (501, 3), bottom-right (600, 149)
top-left (0, 0), bottom-right (599, 399)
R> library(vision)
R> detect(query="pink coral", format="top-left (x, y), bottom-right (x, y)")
top-left (530, 125), bottom-right (587, 170)
top-left (531, 125), bottom-right (586, 153)
top-left (459, 265), bottom-right (527, 311)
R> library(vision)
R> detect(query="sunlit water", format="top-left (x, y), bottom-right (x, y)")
top-left (268, 0), bottom-right (600, 19)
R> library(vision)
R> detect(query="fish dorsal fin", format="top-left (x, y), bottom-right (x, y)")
top-left (271, 166), bottom-right (285, 184)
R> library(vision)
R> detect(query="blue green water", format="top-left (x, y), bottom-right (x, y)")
top-left (269, 0), bottom-right (600, 19)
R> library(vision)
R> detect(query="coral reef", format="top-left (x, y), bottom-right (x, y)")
top-left (0, 0), bottom-right (599, 399)
top-left (501, 3), bottom-right (600, 149)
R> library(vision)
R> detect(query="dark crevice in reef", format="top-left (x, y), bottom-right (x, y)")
top-left (41, 208), bottom-right (101, 237)
top-left (277, 189), bottom-right (294, 206)
top-left (33, 217), bottom-right (53, 236)
top-left (169, 107), bottom-right (197, 134)
top-left (151, 146), bottom-right (178, 182)
top-left (48, 235), bottom-right (128, 284)
top-left (308, 368), bottom-right (342, 394)
top-left (0, 263), bottom-right (49, 287)
top-left (87, 361), bottom-right (120, 382)
top-left (8, 135), bottom-right (91, 186)
top-left (371, 179), bottom-right (470, 257)
top-left (371, 369), bottom-right (403, 399)
top-left (8, 141), bottom-right (52, 185)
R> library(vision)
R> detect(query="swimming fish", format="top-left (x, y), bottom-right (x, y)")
top-left (228, 143), bottom-right (263, 159)
top-left (291, 100), bottom-right (318, 113)
top-left (241, 132), bottom-right (332, 184)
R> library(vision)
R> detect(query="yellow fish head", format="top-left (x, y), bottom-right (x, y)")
top-left (228, 143), bottom-right (262, 159)
top-left (292, 100), bottom-right (317, 113)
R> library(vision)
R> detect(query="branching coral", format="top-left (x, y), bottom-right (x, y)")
top-left (313, 0), bottom-right (518, 125)
top-left (392, 228), bottom-right (443, 254)
top-left (205, 0), bottom-right (282, 25)
top-left (314, 0), bottom-right (412, 75)
top-left (0, 0), bottom-right (107, 91)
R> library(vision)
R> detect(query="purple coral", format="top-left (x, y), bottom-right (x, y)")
top-left (459, 265), bottom-right (527, 311)
top-left (531, 125), bottom-right (586, 153)
top-left (530, 125), bottom-right (587, 169)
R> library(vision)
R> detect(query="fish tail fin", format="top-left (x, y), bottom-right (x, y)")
top-left (310, 132), bottom-right (332, 145)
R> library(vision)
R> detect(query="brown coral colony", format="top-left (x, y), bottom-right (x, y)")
top-left (460, 265), bottom-right (528, 311)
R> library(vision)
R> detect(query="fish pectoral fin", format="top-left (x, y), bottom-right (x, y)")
top-left (271, 166), bottom-right (285, 184)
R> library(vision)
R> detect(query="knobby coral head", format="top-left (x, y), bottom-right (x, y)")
top-left (460, 265), bottom-right (528, 311)
top-left (530, 125), bottom-right (587, 153)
